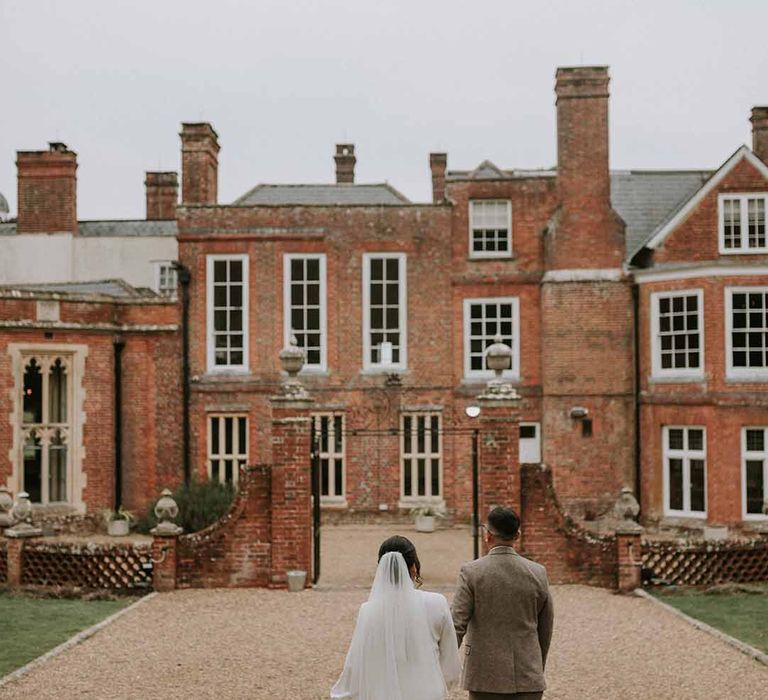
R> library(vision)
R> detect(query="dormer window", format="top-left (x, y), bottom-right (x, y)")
top-left (469, 200), bottom-right (512, 258)
top-left (719, 194), bottom-right (767, 253)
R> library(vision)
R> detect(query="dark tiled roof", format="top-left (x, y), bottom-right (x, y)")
top-left (0, 220), bottom-right (176, 237)
top-left (610, 170), bottom-right (712, 258)
top-left (78, 220), bottom-right (177, 237)
top-left (0, 279), bottom-right (155, 298)
top-left (234, 183), bottom-right (411, 206)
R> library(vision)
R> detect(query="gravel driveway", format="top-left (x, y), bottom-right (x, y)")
top-left (2, 525), bottom-right (766, 699)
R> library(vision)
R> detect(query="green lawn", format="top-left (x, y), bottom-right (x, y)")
top-left (0, 592), bottom-right (136, 678)
top-left (652, 585), bottom-right (768, 654)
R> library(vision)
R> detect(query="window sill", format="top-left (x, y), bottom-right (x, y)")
top-left (648, 374), bottom-right (706, 384)
top-left (725, 373), bottom-right (768, 383)
top-left (467, 254), bottom-right (515, 262)
top-left (397, 498), bottom-right (445, 511)
top-left (320, 499), bottom-right (348, 510)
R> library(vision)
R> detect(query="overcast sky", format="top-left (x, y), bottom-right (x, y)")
top-left (1, 0), bottom-right (767, 219)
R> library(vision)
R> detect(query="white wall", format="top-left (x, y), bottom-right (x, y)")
top-left (0, 234), bottom-right (177, 290)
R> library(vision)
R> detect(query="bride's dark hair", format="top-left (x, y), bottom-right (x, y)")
top-left (378, 535), bottom-right (422, 587)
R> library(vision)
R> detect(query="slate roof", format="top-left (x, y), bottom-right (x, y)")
top-left (610, 170), bottom-right (712, 258)
top-left (0, 220), bottom-right (177, 237)
top-left (0, 279), bottom-right (156, 298)
top-left (234, 183), bottom-right (411, 206)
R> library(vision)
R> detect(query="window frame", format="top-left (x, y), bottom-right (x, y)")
top-left (662, 425), bottom-right (707, 518)
top-left (283, 254), bottom-right (327, 372)
top-left (207, 413), bottom-right (248, 486)
top-left (153, 261), bottom-right (178, 297)
top-left (399, 411), bottom-right (444, 506)
top-left (718, 193), bottom-right (768, 254)
top-left (206, 254), bottom-right (249, 374)
top-left (312, 412), bottom-right (346, 505)
top-left (650, 289), bottom-right (705, 380)
top-left (519, 422), bottom-right (541, 464)
top-left (462, 296), bottom-right (521, 380)
top-left (362, 252), bottom-right (407, 372)
top-left (742, 426), bottom-right (768, 521)
top-left (725, 286), bottom-right (768, 381)
top-left (468, 199), bottom-right (513, 259)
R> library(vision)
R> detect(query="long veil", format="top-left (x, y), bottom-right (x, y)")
top-left (331, 552), bottom-right (448, 700)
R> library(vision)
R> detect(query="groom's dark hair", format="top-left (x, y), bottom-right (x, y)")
top-left (487, 506), bottom-right (521, 540)
top-left (378, 535), bottom-right (422, 585)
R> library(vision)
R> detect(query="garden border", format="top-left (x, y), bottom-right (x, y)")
top-left (0, 592), bottom-right (157, 690)
top-left (634, 589), bottom-right (768, 667)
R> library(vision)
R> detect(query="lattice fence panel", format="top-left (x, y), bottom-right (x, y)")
top-left (642, 539), bottom-right (768, 586)
top-left (21, 543), bottom-right (152, 590)
top-left (0, 541), bottom-right (7, 584)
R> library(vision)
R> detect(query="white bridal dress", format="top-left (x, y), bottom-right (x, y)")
top-left (331, 552), bottom-right (461, 700)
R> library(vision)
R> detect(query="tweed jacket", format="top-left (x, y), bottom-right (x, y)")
top-left (451, 546), bottom-right (554, 694)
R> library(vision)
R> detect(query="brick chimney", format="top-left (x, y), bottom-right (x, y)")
top-left (145, 171), bottom-right (178, 220)
top-left (751, 106), bottom-right (768, 164)
top-left (429, 153), bottom-right (447, 204)
top-left (551, 66), bottom-right (623, 269)
top-left (334, 144), bottom-right (356, 184)
top-left (180, 123), bottom-right (219, 205)
top-left (16, 142), bottom-right (78, 234)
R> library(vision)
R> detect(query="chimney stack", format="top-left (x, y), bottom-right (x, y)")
top-left (751, 106), bottom-right (768, 164)
top-left (180, 123), bottom-right (219, 205)
top-left (145, 171), bottom-right (178, 220)
top-left (429, 153), bottom-right (447, 204)
top-left (555, 66), bottom-right (611, 207)
top-left (550, 66), bottom-right (623, 269)
top-left (16, 142), bottom-right (78, 234)
top-left (334, 144), bottom-right (356, 184)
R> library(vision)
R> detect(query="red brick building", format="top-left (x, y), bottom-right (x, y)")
top-left (1, 66), bottom-right (767, 536)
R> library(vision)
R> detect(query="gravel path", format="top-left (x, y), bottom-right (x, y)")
top-left (2, 526), bottom-right (766, 699)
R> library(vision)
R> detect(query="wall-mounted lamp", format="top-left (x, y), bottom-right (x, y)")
top-left (465, 405), bottom-right (481, 419)
top-left (569, 406), bottom-right (589, 420)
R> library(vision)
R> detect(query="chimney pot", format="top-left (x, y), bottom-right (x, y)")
top-left (334, 143), bottom-right (356, 184)
top-left (750, 106), bottom-right (768, 164)
top-left (429, 153), bottom-right (447, 204)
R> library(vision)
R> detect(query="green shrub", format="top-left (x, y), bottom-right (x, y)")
top-left (135, 478), bottom-right (236, 535)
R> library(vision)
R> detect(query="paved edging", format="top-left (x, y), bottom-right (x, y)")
top-left (634, 588), bottom-right (768, 667)
top-left (0, 592), bottom-right (158, 689)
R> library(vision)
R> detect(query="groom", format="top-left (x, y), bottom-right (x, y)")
top-left (451, 506), bottom-right (554, 700)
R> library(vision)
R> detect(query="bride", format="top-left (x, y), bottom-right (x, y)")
top-left (331, 536), bottom-right (461, 700)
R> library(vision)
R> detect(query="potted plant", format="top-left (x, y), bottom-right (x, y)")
top-left (410, 505), bottom-right (445, 533)
top-left (103, 507), bottom-right (134, 537)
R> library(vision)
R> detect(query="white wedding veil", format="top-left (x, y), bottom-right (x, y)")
top-left (331, 551), bottom-right (448, 700)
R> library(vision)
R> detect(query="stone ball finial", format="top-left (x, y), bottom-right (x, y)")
top-left (151, 488), bottom-right (183, 536)
top-left (0, 487), bottom-right (13, 528)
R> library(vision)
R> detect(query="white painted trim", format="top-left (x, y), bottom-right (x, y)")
top-left (741, 426), bottom-right (768, 521)
top-left (207, 413), bottom-right (248, 486)
top-left (718, 193), bottom-right (768, 254)
top-left (662, 425), bottom-right (707, 518)
top-left (647, 146), bottom-right (768, 250)
top-left (724, 286), bottom-right (768, 381)
top-left (519, 422), bottom-right (541, 464)
top-left (462, 296), bottom-right (521, 380)
top-left (7, 343), bottom-right (88, 513)
top-left (312, 412), bottom-right (345, 502)
top-left (650, 289), bottom-right (705, 380)
top-left (633, 264), bottom-right (768, 284)
top-left (399, 411), bottom-right (443, 501)
top-left (283, 254), bottom-right (327, 372)
top-left (468, 199), bottom-right (513, 259)
top-left (0, 593), bottom-right (158, 689)
top-left (542, 268), bottom-right (623, 282)
top-left (206, 254), bottom-right (249, 374)
top-left (362, 253), bottom-right (407, 371)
